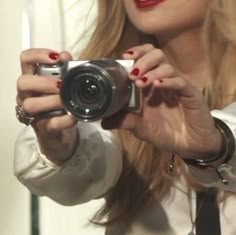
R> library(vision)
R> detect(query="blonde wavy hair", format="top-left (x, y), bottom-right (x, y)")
top-left (204, 0), bottom-right (236, 108)
top-left (76, 0), bottom-right (236, 225)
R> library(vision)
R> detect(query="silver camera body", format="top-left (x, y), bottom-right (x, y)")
top-left (36, 59), bottom-right (140, 122)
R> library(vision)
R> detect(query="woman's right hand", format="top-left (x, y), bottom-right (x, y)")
top-left (17, 48), bottom-right (78, 163)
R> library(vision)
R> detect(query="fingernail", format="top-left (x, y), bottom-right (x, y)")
top-left (56, 81), bottom-right (62, 89)
top-left (49, 52), bottom-right (59, 60)
top-left (131, 68), bottom-right (140, 76)
top-left (140, 77), bottom-right (148, 83)
top-left (125, 50), bottom-right (134, 55)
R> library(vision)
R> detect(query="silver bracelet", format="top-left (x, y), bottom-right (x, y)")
top-left (183, 117), bottom-right (235, 184)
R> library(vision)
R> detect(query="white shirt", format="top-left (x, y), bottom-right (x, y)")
top-left (14, 103), bottom-right (236, 235)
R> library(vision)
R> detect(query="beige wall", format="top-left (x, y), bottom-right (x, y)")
top-left (0, 0), bottom-right (30, 235)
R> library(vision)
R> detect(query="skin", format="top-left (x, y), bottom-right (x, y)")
top-left (102, 0), bottom-right (223, 159)
top-left (17, 0), bottom-right (223, 162)
top-left (18, 50), bottom-right (78, 162)
top-left (123, 0), bottom-right (209, 40)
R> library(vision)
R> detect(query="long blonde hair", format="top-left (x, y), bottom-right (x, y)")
top-left (204, 0), bottom-right (236, 108)
top-left (76, 0), bottom-right (236, 225)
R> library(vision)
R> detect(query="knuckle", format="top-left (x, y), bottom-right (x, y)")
top-left (22, 99), bottom-right (33, 113)
top-left (20, 49), bottom-right (31, 62)
top-left (151, 49), bottom-right (165, 62)
top-left (133, 127), bottom-right (145, 140)
top-left (16, 76), bottom-right (25, 91)
top-left (156, 49), bottom-right (164, 58)
top-left (60, 51), bottom-right (73, 61)
top-left (163, 64), bottom-right (175, 74)
top-left (143, 43), bottom-right (155, 50)
top-left (19, 51), bottom-right (26, 62)
top-left (179, 77), bottom-right (187, 88)
top-left (48, 119), bottom-right (61, 131)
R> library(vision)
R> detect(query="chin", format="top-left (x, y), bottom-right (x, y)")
top-left (130, 17), bottom-right (203, 42)
top-left (131, 19), bottom-right (172, 36)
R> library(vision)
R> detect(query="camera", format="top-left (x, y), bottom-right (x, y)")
top-left (36, 58), bottom-right (141, 122)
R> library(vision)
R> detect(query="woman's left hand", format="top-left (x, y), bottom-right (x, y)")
top-left (101, 44), bottom-right (223, 159)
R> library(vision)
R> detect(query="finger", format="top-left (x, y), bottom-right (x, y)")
top-left (153, 76), bottom-right (202, 103)
top-left (135, 63), bottom-right (175, 88)
top-left (17, 75), bottom-right (60, 95)
top-left (20, 48), bottom-right (61, 74)
top-left (22, 95), bottom-right (63, 115)
top-left (17, 75), bottom-right (61, 104)
top-left (129, 49), bottom-right (167, 81)
top-left (122, 43), bottom-right (155, 59)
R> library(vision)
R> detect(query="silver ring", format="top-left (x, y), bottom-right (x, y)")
top-left (15, 105), bottom-right (35, 125)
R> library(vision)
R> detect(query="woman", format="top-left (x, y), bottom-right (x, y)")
top-left (15, 0), bottom-right (236, 234)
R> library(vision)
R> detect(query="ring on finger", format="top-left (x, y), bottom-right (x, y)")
top-left (15, 104), bottom-right (36, 125)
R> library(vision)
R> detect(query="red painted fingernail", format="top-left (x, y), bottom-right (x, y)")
top-left (131, 68), bottom-right (140, 76)
top-left (140, 77), bottom-right (148, 83)
top-left (56, 81), bottom-right (62, 88)
top-left (49, 52), bottom-right (59, 60)
top-left (125, 50), bottom-right (134, 55)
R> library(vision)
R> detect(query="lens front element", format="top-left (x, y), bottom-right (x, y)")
top-left (76, 78), bottom-right (101, 104)
top-left (60, 59), bottom-right (132, 122)
top-left (60, 65), bottom-right (112, 121)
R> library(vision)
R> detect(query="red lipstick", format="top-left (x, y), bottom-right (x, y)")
top-left (135, 0), bottom-right (165, 9)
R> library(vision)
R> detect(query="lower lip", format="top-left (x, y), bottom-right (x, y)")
top-left (135, 0), bottom-right (165, 9)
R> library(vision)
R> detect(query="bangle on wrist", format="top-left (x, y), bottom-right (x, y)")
top-left (183, 117), bottom-right (235, 185)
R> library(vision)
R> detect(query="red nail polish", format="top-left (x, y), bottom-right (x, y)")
top-left (131, 68), bottom-right (140, 76)
top-left (125, 50), bottom-right (134, 55)
top-left (140, 77), bottom-right (148, 83)
top-left (49, 52), bottom-right (59, 60)
top-left (56, 81), bottom-right (62, 89)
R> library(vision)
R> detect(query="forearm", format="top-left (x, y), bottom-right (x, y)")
top-left (14, 123), bottom-right (123, 205)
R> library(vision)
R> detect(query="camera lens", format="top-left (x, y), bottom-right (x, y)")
top-left (77, 79), bottom-right (100, 104)
top-left (70, 74), bottom-right (107, 112)
top-left (60, 59), bottom-right (133, 122)
top-left (60, 67), bottom-right (112, 121)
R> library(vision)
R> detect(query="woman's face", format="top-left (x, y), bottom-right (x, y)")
top-left (123, 0), bottom-right (210, 39)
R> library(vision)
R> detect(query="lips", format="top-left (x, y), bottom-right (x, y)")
top-left (135, 0), bottom-right (165, 9)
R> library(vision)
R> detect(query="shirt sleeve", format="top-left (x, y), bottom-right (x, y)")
top-left (14, 122), bottom-right (123, 206)
top-left (187, 102), bottom-right (236, 191)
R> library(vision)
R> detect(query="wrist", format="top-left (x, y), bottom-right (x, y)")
top-left (196, 121), bottom-right (226, 161)
top-left (182, 117), bottom-right (235, 184)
